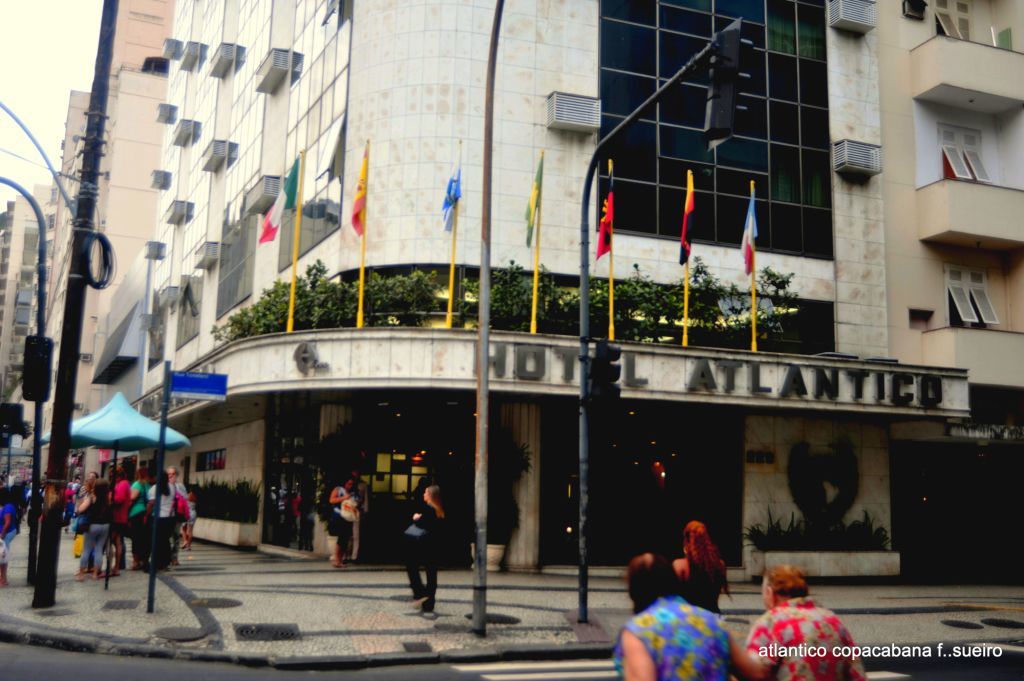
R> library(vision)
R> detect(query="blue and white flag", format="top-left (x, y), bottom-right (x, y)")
top-left (442, 165), bottom-right (462, 232)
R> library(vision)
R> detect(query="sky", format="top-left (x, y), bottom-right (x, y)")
top-left (0, 2), bottom-right (104, 208)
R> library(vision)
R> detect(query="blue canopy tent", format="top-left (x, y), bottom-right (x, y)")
top-left (42, 392), bottom-right (190, 588)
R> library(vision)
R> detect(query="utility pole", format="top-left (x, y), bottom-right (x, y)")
top-left (33, 0), bottom-right (120, 608)
top-left (473, 0), bottom-right (505, 638)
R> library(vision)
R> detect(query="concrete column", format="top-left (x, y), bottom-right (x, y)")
top-left (314, 403), bottom-right (353, 555)
top-left (502, 401), bottom-right (541, 570)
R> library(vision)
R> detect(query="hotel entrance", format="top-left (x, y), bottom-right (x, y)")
top-left (541, 400), bottom-right (744, 567)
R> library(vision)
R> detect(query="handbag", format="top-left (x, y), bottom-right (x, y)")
top-left (0, 538), bottom-right (7, 565)
top-left (72, 533), bottom-right (84, 559)
top-left (404, 523), bottom-right (426, 539)
top-left (340, 498), bottom-right (359, 522)
top-left (174, 491), bottom-right (190, 522)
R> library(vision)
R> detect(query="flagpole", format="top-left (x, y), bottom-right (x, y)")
top-left (530, 150), bottom-right (545, 334)
top-left (446, 140), bottom-right (462, 329)
top-left (607, 159), bottom-right (615, 341)
top-left (356, 140), bottom-right (369, 329)
top-left (682, 261), bottom-right (690, 347)
top-left (286, 150), bottom-right (307, 333)
top-left (750, 179), bottom-right (757, 353)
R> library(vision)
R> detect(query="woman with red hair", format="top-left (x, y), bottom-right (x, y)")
top-left (673, 520), bottom-right (729, 613)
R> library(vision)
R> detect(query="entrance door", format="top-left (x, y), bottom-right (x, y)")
top-left (893, 442), bottom-right (1024, 583)
top-left (541, 400), bottom-right (744, 566)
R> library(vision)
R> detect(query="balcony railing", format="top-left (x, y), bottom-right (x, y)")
top-left (917, 179), bottom-right (1024, 250)
top-left (911, 36), bottom-right (1024, 113)
top-left (923, 326), bottom-right (1024, 388)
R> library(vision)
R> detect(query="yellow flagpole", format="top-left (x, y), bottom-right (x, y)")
top-left (608, 159), bottom-right (615, 341)
top-left (750, 179), bottom-right (758, 353)
top-left (682, 261), bottom-right (690, 347)
top-left (446, 140), bottom-right (462, 329)
top-left (356, 141), bottom-right (369, 329)
top-left (530, 150), bottom-right (545, 334)
top-left (286, 150), bottom-right (307, 333)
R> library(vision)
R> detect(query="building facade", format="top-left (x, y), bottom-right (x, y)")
top-left (126, 0), bottom-right (1016, 580)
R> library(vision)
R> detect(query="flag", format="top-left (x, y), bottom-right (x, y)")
top-left (442, 164), bottom-right (462, 232)
top-left (259, 157), bottom-right (300, 244)
top-left (680, 169), bottom-right (694, 265)
top-left (525, 154), bottom-right (544, 247)
top-left (597, 170), bottom-right (614, 260)
top-left (351, 141), bottom-right (369, 236)
top-left (741, 183), bottom-right (758, 275)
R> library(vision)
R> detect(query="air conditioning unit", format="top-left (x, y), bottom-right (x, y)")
top-left (194, 241), bottom-right (221, 270)
top-left (80, 352), bottom-right (93, 363)
top-left (164, 200), bottom-right (195, 225)
top-left (151, 170), bottom-right (172, 190)
top-left (902, 0), bottom-right (926, 20)
top-left (210, 43), bottom-right (244, 78)
top-left (157, 103), bottom-right (178, 125)
top-left (163, 38), bottom-right (184, 61)
top-left (172, 119), bottom-right (201, 147)
top-left (833, 140), bottom-right (882, 177)
top-left (201, 140), bottom-right (230, 172)
top-left (140, 313), bottom-right (159, 331)
top-left (180, 41), bottom-right (208, 72)
top-left (827, 0), bottom-right (877, 34)
top-left (546, 92), bottom-right (601, 133)
top-left (73, 402), bottom-right (85, 411)
top-left (255, 48), bottom-right (304, 93)
top-left (244, 175), bottom-right (282, 215)
top-left (158, 284), bottom-right (180, 307)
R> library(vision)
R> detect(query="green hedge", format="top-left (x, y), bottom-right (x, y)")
top-left (192, 479), bottom-right (261, 523)
top-left (744, 509), bottom-right (891, 551)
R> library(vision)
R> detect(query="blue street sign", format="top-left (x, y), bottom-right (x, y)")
top-left (170, 371), bottom-right (228, 401)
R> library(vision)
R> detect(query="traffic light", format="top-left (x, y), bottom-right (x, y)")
top-left (22, 335), bottom-right (53, 403)
top-left (0, 403), bottom-right (24, 436)
top-left (705, 17), bottom-right (744, 150)
top-left (589, 340), bottom-right (622, 402)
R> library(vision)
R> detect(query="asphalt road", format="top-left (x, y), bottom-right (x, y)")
top-left (1, 643), bottom-right (1021, 680)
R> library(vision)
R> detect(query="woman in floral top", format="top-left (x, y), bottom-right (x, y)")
top-left (616, 553), bottom-right (769, 681)
top-left (745, 565), bottom-right (867, 681)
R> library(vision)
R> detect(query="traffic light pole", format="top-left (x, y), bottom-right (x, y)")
top-left (0, 176), bottom-right (50, 584)
top-left (576, 41), bottom-right (716, 624)
top-left (33, 0), bottom-right (120, 608)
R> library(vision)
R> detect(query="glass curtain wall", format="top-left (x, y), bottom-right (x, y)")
top-left (598, 0), bottom-right (833, 258)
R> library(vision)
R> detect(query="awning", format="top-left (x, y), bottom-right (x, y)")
top-left (92, 301), bottom-right (143, 384)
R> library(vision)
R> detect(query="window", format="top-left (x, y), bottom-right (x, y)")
top-left (176, 275), bottom-right (203, 348)
top-left (939, 125), bottom-right (990, 182)
top-left (217, 213), bottom-right (256, 318)
top-left (946, 266), bottom-right (998, 326)
top-left (935, 0), bottom-right (970, 40)
top-left (197, 449), bottom-right (226, 472)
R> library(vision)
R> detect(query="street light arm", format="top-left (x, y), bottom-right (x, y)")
top-left (0, 101), bottom-right (77, 214)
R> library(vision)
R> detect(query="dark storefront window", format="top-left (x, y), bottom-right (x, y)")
top-left (599, 0), bottom-right (833, 258)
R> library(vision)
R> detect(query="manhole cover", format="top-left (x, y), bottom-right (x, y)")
top-left (36, 609), bottom-right (75, 617)
top-left (234, 623), bottom-right (301, 641)
top-left (434, 622), bottom-right (466, 633)
top-left (464, 613), bottom-right (521, 625)
top-left (153, 627), bottom-right (208, 642)
top-left (981, 618), bottom-right (1024, 629)
top-left (941, 619), bottom-right (985, 630)
top-left (103, 600), bottom-right (139, 611)
top-left (402, 641), bottom-right (433, 653)
top-left (724, 617), bottom-right (750, 625)
top-left (171, 566), bottom-right (226, 573)
top-left (191, 598), bottom-right (242, 609)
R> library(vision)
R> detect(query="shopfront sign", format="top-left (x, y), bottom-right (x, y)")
top-left (483, 341), bottom-right (950, 411)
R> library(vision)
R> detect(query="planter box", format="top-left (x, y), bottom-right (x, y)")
top-left (749, 550), bottom-right (900, 578)
top-left (194, 517), bottom-right (260, 547)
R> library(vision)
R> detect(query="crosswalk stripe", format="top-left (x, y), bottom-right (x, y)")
top-left (480, 672), bottom-right (619, 681)
top-left (453, 661), bottom-right (615, 673)
top-left (866, 673), bottom-right (910, 679)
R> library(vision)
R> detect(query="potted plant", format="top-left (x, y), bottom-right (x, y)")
top-left (192, 479), bottom-right (262, 547)
top-left (484, 427), bottom-right (531, 571)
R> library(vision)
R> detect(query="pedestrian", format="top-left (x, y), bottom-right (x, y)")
top-left (405, 484), bottom-right (444, 613)
top-left (109, 466), bottom-right (131, 577)
top-left (673, 520), bottom-right (729, 613)
top-left (0, 489), bottom-right (19, 586)
top-left (76, 478), bottom-right (112, 581)
top-left (745, 565), bottom-right (867, 681)
top-left (128, 467), bottom-right (151, 570)
top-left (167, 466), bottom-right (188, 566)
top-left (349, 469), bottom-right (369, 562)
top-left (63, 479), bottom-right (78, 532)
top-left (146, 470), bottom-right (177, 571)
top-left (328, 479), bottom-right (355, 567)
top-left (616, 552), bottom-right (768, 681)
top-left (297, 493), bottom-right (315, 551)
top-left (182, 489), bottom-right (197, 551)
